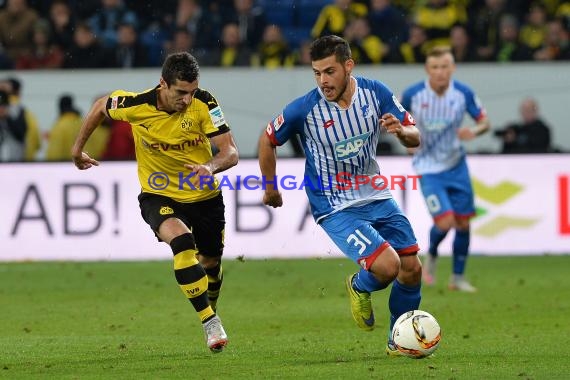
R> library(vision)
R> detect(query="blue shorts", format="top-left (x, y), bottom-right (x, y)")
top-left (320, 199), bottom-right (419, 270)
top-left (419, 157), bottom-right (475, 220)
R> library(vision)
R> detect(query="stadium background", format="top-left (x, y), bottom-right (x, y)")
top-left (1, 2), bottom-right (570, 378)
top-left (0, 0), bottom-right (569, 260)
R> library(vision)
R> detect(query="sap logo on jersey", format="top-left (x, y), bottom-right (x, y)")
top-left (335, 132), bottom-right (370, 160)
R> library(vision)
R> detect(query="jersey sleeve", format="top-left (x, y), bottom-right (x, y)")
top-left (106, 90), bottom-right (140, 122)
top-left (265, 96), bottom-right (306, 146)
top-left (376, 81), bottom-right (416, 127)
top-left (455, 81), bottom-right (487, 122)
top-left (193, 88), bottom-right (230, 138)
top-left (465, 89), bottom-right (487, 122)
top-left (400, 87), bottom-right (412, 110)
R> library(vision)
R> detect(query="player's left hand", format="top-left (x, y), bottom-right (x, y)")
top-left (457, 127), bottom-right (476, 141)
top-left (381, 113), bottom-right (403, 136)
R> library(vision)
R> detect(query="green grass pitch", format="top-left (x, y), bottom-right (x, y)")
top-left (1, 255), bottom-right (569, 379)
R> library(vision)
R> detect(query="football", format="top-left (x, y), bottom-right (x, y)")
top-left (391, 310), bottom-right (441, 358)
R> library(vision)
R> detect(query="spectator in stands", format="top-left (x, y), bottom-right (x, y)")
top-left (519, 2), bottom-right (548, 51)
top-left (450, 24), bottom-right (478, 62)
top-left (48, 0), bottom-right (76, 52)
top-left (470, 0), bottom-right (508, 61)
top-left (16, 19), bottom-right (65, 70)
top-left (367, 0), bottom-right (408, 51)
top-left (412, 0), bottom-right (467, 51)
top-left (344, 17), bottom-right (388, 64)
top-left (0, 89), bottom-right (27, 162)
top-left (108, 22), bottom-right (148, 68)
top-left (252, 25), bottom-right (293, 68)
top-left (46, 94), bottom-right (84, 161)
top-left (311, 0), bottom-right (368, 39)
top-left (390, 24), bottom-right (427, 63)
top-left (495, 97), bottom-right (552, 153)
top-left (88, 0), bottom-right (138, 48)
top-left (202, 23), bottom-right (253, 67)
top-left (174, 0), bottom-right (220, 50)
top-left (493, 14), bottom-right (533, 62)
top-left (47, 93), bottom-right (111, 161)
top-left (223, 0), bottom-right (267, 49)
top-left (533, 18), bottom-right (570, 61)
top-left (162, 27), bottom-right (207, 62)
top-left (102, 119), bottom-right (135, 160)
top-left (0, 0), bottom-right (39, 62)
top-left (63, 22), bottom-right (110, 68)
top-left (556, 2), bottom-right (570, 27)
top-left (0, 77), bottom-right (41, 161)
top-left (292, 39), bottom-right (313, 66)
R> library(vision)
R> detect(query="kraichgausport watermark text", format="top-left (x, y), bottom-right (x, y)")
top-left (147, 172), bottom-right (422, 191)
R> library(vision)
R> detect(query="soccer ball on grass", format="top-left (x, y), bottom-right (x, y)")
top-left (391, 310), bottom-right (441, 358)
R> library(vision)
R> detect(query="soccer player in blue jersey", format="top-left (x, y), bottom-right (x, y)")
top-left (258, 35), bottom-right (422, 354)
top-left (401, 46), bottom-right (490, 292)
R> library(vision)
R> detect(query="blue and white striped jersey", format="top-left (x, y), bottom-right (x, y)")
top-left (401, 80), bottom-right (486, 175)
top-left (265, 76), bottom-right (415, 223)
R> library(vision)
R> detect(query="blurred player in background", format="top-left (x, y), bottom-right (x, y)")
top-left (258, 35), bottom-right (422, 355)
top-left (72, 52), bottom-right (239, 353)
top-left (401, 46), bottom-right (490, 292)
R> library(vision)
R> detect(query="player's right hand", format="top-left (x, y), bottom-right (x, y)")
top-left (263, 189), bottom-right (283, 208)
top-left (72, 152), bottom-right (100, 170)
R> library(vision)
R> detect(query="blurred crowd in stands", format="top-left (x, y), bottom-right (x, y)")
top-left (0, 76), bottom-right (136, 162)
top-left (0, 0), bottom-right (566, 162)
top-left (0, 0), bottom-right (568, 70)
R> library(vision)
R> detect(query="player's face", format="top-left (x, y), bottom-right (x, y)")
top-left (312, 55), bottom-right (354, 103)
top-left (160, 78), bottom-right (199, 112)
top-left (425, 53), bottom-right (455, 94)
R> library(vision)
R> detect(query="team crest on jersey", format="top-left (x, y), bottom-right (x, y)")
top-left (273, 114), bottom-right (285, 131)
top-left (360, 104), bottom-right (371, 118)
top-left (181, 118), bottom-right (193, 131)
top-left (335, 132), bottom-right (370, 160)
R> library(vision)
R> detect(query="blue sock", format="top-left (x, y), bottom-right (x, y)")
top-left (452, 229), bottom-right (470, 275)
top-left (429, 225), bottom-right (448, 257)
top-left (388, 280), bottom-right (422, 332)
top-left (352, 268), bottom-right (390, 293)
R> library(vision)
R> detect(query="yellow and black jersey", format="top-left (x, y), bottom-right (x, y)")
top-left (106, 86), bottom-right (230, 203)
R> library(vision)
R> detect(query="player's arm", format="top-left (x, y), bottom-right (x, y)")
top-left (258, 131), bottom-right (283, 208)
top-left (458, 89), bottom-right (490, 141)
top-left (184, 131), bottom-right (239, 176)
top-left (458, 115), bottom-right (490, 141)
top-left (71, 95), bottom-right (108, 169)
top-left (382, 113), bottom-right (421, 148)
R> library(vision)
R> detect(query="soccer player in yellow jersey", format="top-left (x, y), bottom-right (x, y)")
top-left (71, 52), bottom-right (239, 353)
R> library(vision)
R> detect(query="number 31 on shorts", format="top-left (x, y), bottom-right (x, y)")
top-left (347, 229), bottom-right (372, 255)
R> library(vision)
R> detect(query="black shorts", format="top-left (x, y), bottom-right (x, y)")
top-left (138, 192), bottom-right (225, 257)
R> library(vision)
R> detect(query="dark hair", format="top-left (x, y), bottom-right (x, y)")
top-left (161, 52), bottom-right (200, 86)
top-left (309, 35), bottom-right (352, 63)
top-left (7, 77), bottom-right (21, 95)
top-left (59, 93), bottom-right (80, 114)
